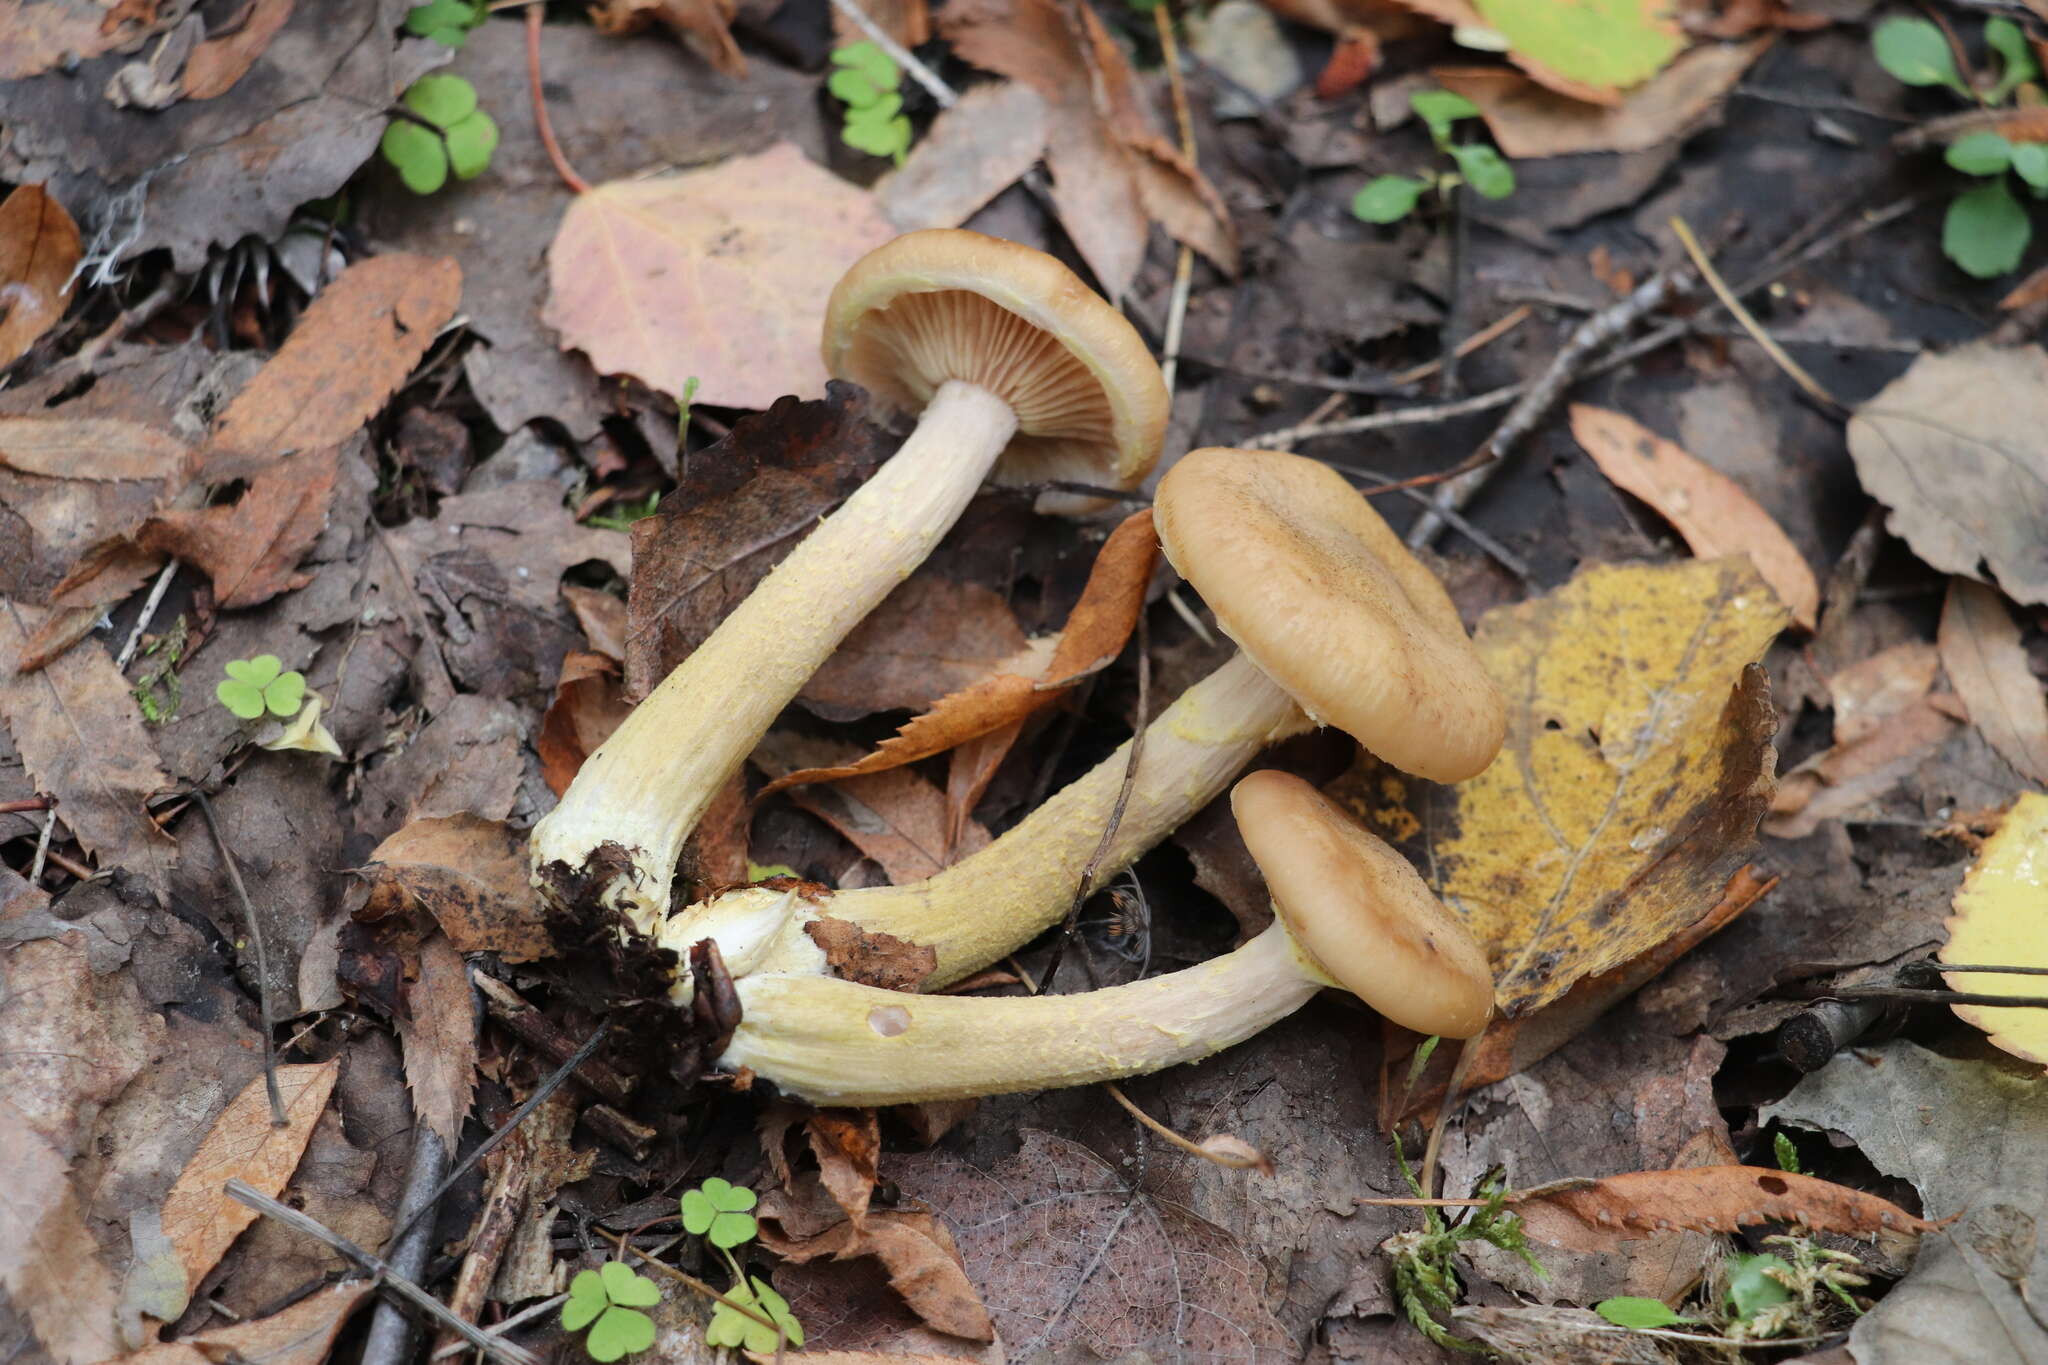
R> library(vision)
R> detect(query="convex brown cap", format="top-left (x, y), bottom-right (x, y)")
top-left (823, 230), bottom-right (1167, 494)
top-left (1233, 770), bottom-right (1493, 1038)
top-left (1154, 447), bottom-right (1506, 782)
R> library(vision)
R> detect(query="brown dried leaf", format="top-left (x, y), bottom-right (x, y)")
top-left (140, 446), bottom-right (340, 608)
top-left (626, 386), bottom-right (894, 698)
top-left (0, 416), bottom-right (189, 481)
top-left (1435, 38), bottom-right (1770, 159)
top-left (1938, 578), bottom-right (2048, 787)
top-left (589, 0), bottom-right (745, 76)
top-left (801, 576), bottom-right (1040, 721)
top-left (755, 732), bottom-right (990, 881)
top-left (397, 934), bottom-right (478, 1147)
top-left (1571, 404), bottom-right (1817, 627)
top-left (159, 1060), bottom-right (341, 1298)
top-left (0, 184), bottom-right (81, 366)
top-left (537, 650), bottom-right (635, 795)
top-left (0, 0), bottom-right (152, 79)
top-left (125, 1281), bottom-right (371, 1365)
top-left (763, 510), bottom-right (1157, 794)
top-left (877, 82), bottom-right (1050, 232)
top-left (562, 583), bottom-right (628, 661)
top-left (759, 1202), bottom-right (994, 1342)
top-left (205, 254), bottom-right (462, 472)
top-left (1766, 642), bottom-right (1958, 838)
top-left (359, 815), bottom-right (555, 962)
top-left (1515, 1166), bottom-right (1935, 1253)
top-left (181, 0), bottom-right (298, 99)
top-left (807, 914), bottom-right (938, 992)
top-left (809, 1109), bottom-right (882, 1227)
top-left (830, 0), bottom-right (927, 45)
top-left (544, 144), bottom-right (895, 409)
top-left (0, 603), bottom-right (175, 899)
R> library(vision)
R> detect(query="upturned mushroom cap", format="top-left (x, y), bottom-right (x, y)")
top-left (1154, 447), bottom-right (1505, 782)
top-left (822, 230), bottom-right (1168, 494)
top-left (1232, 770), bottom-right (1493, 1038)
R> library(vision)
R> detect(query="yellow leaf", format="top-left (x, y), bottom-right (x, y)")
top-left (1474, 0), bottom-right (1685, 103)
top-left (1943, 792), bottom-right (2048, 1069)
top-left (259, 693), bottom-right (344, 758)
top-left (1340, 558), bottom-right (1787, 1014)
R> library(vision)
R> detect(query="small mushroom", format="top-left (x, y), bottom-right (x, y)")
top-left (531, 231), bottom-right (1166, 932)
top-left (662, 446), bottom-right (1504, 991)
top-left (714, 770), bottom-right (1494, 1106)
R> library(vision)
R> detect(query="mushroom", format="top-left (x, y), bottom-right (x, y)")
top-left (660, 446), bottom-right (1505, 993)
top-left (531, 230), bottom-right (1167, 933)
top-left (714, 770), bottom-right (1494, 1106)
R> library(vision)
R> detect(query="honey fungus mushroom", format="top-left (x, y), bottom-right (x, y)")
top-left (531, 231), bottom-right (1167, 933)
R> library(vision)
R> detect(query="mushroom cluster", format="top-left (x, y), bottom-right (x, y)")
top-left (531, 228), bottom-right (1508, 1106)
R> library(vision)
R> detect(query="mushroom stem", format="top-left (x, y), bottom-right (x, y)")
top-left (659, 650), bottom-right (1310, 988)
top-left (531, 380), bottom-right (1019, 932)
top-left (719, 917), bottom-right (1327, 1107)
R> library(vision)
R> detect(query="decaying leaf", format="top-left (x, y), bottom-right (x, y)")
top-left (877, 82), bottom-right (1052, 232)
top-left (809, 1109), bottom-right (882, 1227)
top-left (0, 602), bottom-right (175, 900)
top-left (1569, 405), bottom-right (1817, 628)
top-left (205, 254), bottom-right (462, 472)
top-left (0, 415), bottom-right (188, 482)
top-left (159, 1060), bottom-right (341, 1301)
top-left (0, 0), bottom-right (154, 80)
top-left (0, 184), bottom-right (81, 367)
top-left (124, 1281), bottom-right (371, 1365)
top-left (758, 1181), bottom-right (994, 1343)
top-left (625, 385), bottom-right (894, 699)
top-left (357, 815), bottom-right (555, 962)
top-left (397, 933), bottom-right (479, 1146)
top-left (139, 446), bottom-right (341, 608)
top-left (537, 650), bottom-right (635, 795)
top-left (1436, 38), bottom-right (1769, 158)
top-left (1847, 342), bottom-right (2048, 607)
top-left (1347, 558), bottom-right (1786, 1014)
top-left (180, 0), bottom-right (299, 100)
top-left (1943, 791), bottom-right (2048, 1069)
top-left (543, 143), bottom-right (896, 410)
top-left (1515, 1166), bottom-right (1934, 1253)
top-left (1938, 579), bottom-right (2048, 788)
top-left (754, 732), bottom-right (992, 880)
top-left (801, 575), bottom-right (1042, 721)
top-left (762, 509), bottom-right (1157, 794)
top-left (1767, 641), bottom-right (1958, 840)
top-left (588, 0), bottom-right (745, 78)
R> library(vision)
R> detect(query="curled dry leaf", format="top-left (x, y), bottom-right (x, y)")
top-left (179, 0), bottom-right (298, 100)
top-left (1942, 791), bottom-right (2048, 1069)
top-left (1766, 641), bottom-right (1958, 840)
top-left (1847, 342), bottom-right (2048, 607)
top-left (204, 253), bottom-right (462, 474)
top-left (753, 731), bottom-right (992, 881)
top-left (877, 82), bottom-right (1052, 233)
top-left (762, 509), bottom-right (1158, 795)
top-left (159, 1060), bottom-right (341, 1303)
top-left (537, 650), bottom-right (635, 795)
top-left (357, 814), bottom-right (555, 962)
top-left (1342, 558), bottom-right (1786, 1015)
top-left (758, 1199), bottom-right (995, 1343)
top-left (1938, 578), bottom-right (2048, 788)
top-left (1515, 1166), bottom-right (1935, 1253)
top-left (544, 143), bottom-right (896, 410)
top-left (1570, 405), bottom-right (1818, 628)
top-left (589, 0), bottom-right (745, 77)
top-left (139, 446), bottom-right (341, 609)
top-left (808, 1108), bottom-right (883, 1227)
top-left (0, 416), bottom-right (188, 482)
top-left (0, 184), bottom-right (81, 367)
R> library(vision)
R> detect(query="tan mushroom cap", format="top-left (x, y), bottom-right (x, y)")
top-left (1232, 770), bottom-right (1493, 1038)
top-left (1154, 447), bottom-right (1505, 782)
top-left (822, 230), bottom-right (1167, 494)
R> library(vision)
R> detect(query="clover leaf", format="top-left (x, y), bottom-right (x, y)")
top-left (680, 1177), bottom-right (758, 1249)
top-left (562, 1264), bottom-right (659, 1362)
top-left (404, 0), bottom-right (482, 46)
top-left (705, 1276), bottom-right (804, 1354)
top-left (215, 655), bottom-right (306, 720)
top-left (382, 73), bottom-right (499, 195)
top-left (831, 40), bottom-right (898, 92)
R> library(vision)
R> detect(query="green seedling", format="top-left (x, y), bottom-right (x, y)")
top-left (680, 1177), bottom-right (758, 1249)
top-left (382, 73), bottom-right (500, 195)
top-left (215, 655), bottom-right (306, 721)
top-left (1873, 16), bottom-right (2043, 278)
top-left (705, 1275), bottom-right (803, 1354)
top-left (1385, 1140), bottom-right (1545, 1351)
top-left (562, 1261), bottom-right (660, 1363)
top-left (831, 42), bottom-right (912, 167)
top-left (1593, 1296), bottom-right (1690, 1330)
top-left (404, 0), bottom-right (485, 47)
top-left (586, 490), bottom-right (662, 532)
top-left (1352, 89), bottom-right (1515, 226)
top-left (1773, 1131), bottom-right (1801, 1174)
top-left (678, 1179), bottom-right (806, 1352)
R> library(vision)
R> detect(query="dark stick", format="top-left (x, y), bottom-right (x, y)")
top-left (1438, 181), bottom-right (1469, 397)
top-left (362, 1126), bottom-right (449, 1365)
top-left (474, 971), bottom-right (636, 1106)
top-left (1778, 999), bottom-right (1890, 1073)
top-left (224, 1180), bottom-right (538, 1365)
top-left (193, 790), bottom-right (286, 1128)
top-left (385, 1020), bottom-right (612, 1248)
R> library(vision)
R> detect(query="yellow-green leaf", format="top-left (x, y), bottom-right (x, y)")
top-left (1943, 792), bottom-right (2048, 1069)
top-left (1475, 0), bottom-right (1685, 101)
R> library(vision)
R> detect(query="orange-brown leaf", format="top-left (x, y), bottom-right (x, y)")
top-left (1516, 1166), bottom-right (1935, 1252)
top-left (140, 446), bottom-right (340, 608)
top-left (0, 184), bottom-right (81, 367)
top-left (587, 0), bottom-right (745, 77)
top-left (537, 651), bottom-right (635, 796)
top-left (808, 1109), bottom-right (882, 1227)
top-left (757, 1208), bottom-right (995, 1342)
top-left (396, 934), bottom-right (478, 1147)
top-left (1571, 405), bottom-right (1818, 627)
top-left (358, 815), bottom-right (555, 962)
top-left (181, 0), bottom-right (296, 99)
top-left (1938, 578), bottom-right (2048, 787)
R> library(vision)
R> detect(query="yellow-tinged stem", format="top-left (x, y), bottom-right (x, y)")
top-left (530, 381), bottom-right (1018, 934)
top-left (659, 651), bottom-right (1310, 988)
top-left (719, 918), bottom-right (1327, 1106)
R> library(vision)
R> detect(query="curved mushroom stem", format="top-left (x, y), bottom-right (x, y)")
top-left (531, 380), bottom-right (1019, 933)
top-left (658, 650), bottom-right (1310, 991)
top-left (718, 916), bottom-right (1328, 1106)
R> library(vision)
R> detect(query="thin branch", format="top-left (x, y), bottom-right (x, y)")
top-left (1153, 2), bottom-right (1197, 398)
top-left (115, 559), bottom-right (179, 671)
top-left (1670, 213), bottom-right (1840, 411)
top-left (225, 1180), bottom-right (540, 1365)
top-left (28, 807), bottom-right (58, 885)
top-left (526, 7), bottom-right (591, 194)
top-left (614, 1235), bottom-right (781, 1333)
top-left (827, 0), bottom-right (957, 107)
top-left (1104, 1083), bottom-right (1271, 1172)
top-left (194, 790), bottom-right (286, 1127)
top-left (364, 1126), bottom-right (450, 1365)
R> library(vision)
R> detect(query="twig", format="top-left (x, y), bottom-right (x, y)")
top-left (114, 559), bottom-right (179, 671)
top-left (827, 0), bottom-right (956, 107)
top-left (386, 1020), bottom-right (612, 1247)
top-left (28, 808), bottom-right (58, 885)
top-left (194, 790), bottom-right (286, 1127)
top-left (526, 7), bottom-right (591, 194)
top-left (1248, 378), bottom-right (1527, 451)
top-left (1419, 1035), bottom-right (1482, 1200)
top-left (0, 796), bottom-right (52, 814)
top-left (430, 1294), bottom-right (567, 1360)
top-left (1670, 214), bottom-right (1840, 411)
top-left (474, 971), bottom-right (636, 1106)
top-left (1236, 305), bottom-right (1534, 399)
top-left (225, 1180), bottom-right (539, 1365)
top-left (52, 275), bottom-right (184, 380)
top-left (363, 1126), bottom-right (450, 1365)
top-left (1778, 998), bottom-right (1889, 1073)
top-left (1153, 2), bottom-right (1197, 398)
top-left (1104, 1083), bottom-right (1271, 1172)
top-left (1041, 612), bottom-right (1149, 990)
top-left (1438, 183), bottom-right (1470, 395)
top-left (1163, 586), bottom-right (1214, 646)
